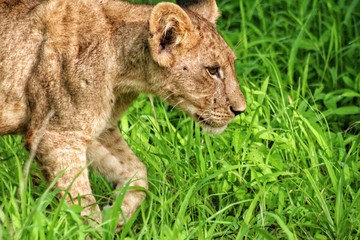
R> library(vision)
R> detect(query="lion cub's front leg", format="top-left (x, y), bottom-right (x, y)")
top-left (87, 126), bottom-right (148, 230)
top-left (32, 130), bottom-right (102, 224)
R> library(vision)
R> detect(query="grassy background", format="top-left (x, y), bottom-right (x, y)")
top-left (0, 0), bottom-right (359, 239)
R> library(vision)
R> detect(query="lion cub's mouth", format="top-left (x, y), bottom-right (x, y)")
top-left (195, 113), bottom-right (228, 134)
top-left (196, 114), bottom-right (206, 123)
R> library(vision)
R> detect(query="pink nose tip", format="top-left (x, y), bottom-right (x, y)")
top-left (230, 106), bottom-right (245, 116)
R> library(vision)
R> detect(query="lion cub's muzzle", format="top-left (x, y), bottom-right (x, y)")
top-left (196, 90), bottom-right (246, 134)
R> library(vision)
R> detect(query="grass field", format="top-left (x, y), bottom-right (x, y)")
top-left (0, 0), bottom-right (359, 239)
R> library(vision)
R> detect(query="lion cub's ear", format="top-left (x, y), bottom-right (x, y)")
top-left (176, 0), bottom-right (220, 24)
top-left (149, 3), bottom-right (194, 68)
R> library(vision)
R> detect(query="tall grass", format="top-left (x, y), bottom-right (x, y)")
top-left (0, 0), bottom-right (359, 239)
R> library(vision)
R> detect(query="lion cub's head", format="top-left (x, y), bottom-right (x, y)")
top-left (148, 0), bottom-right (246, 134)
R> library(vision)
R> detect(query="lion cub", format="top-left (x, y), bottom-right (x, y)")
top-left (0, 0), bottom-right (246, 230)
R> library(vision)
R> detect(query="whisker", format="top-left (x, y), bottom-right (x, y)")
top-left (170, 99), bottom-right (184, 111)
top-left (162, 92), bottom-right (176, 102)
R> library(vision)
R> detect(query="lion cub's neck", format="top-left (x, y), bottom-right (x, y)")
top-left (102, 2), bottom-right (155, 94)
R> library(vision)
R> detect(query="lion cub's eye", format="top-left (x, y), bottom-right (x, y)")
top-left (206, 66), bottom-right (221, 78)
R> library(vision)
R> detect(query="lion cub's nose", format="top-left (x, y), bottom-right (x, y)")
top-left (227, 85), bottom-right (246, 116)
top-left (230, 106), bottom-right (245, 116)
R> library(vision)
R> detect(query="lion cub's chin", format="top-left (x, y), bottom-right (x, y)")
top-left (200, 124), bottom-right (228, 135)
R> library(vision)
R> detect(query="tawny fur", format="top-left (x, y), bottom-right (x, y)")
top-left (0, 0), bottom-right (246, 230)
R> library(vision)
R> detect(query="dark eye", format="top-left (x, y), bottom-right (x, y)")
top-left (206, 66), bottom-right (221, 78)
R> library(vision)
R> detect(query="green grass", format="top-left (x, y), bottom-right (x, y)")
top-left (1, 0), bottom-right (359, 239)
